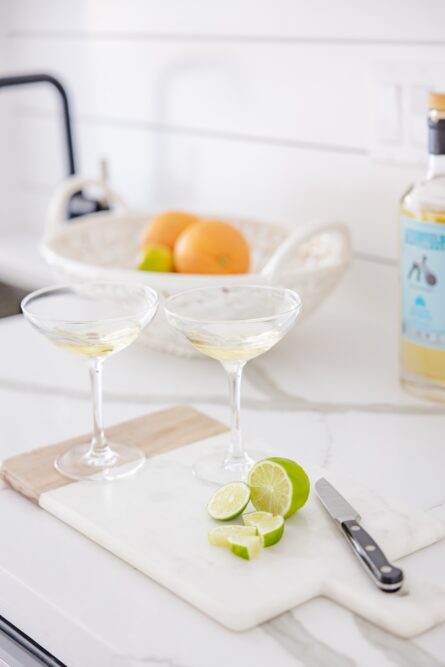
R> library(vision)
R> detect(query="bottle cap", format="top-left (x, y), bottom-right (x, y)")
top-left (429, 92), bottom-right (445, 111)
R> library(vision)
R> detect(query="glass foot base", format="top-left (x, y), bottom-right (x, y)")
top-left (55, 442), bottom-right (145, 482)
top-left (401, 372), bottom-right (445, 403)
top-left (193, 449), bottom-right (266, 485)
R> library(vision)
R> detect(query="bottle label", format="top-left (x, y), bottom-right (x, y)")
top-left (401, 215), bottom-right (445, 349)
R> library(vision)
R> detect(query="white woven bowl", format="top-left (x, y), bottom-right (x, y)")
top-left (41, 178), bottom-right (351, 355)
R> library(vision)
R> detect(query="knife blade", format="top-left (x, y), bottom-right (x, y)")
top-left (315, 478), bottom-right (404, 592)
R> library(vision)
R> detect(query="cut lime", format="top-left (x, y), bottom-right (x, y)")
top-left (207, 482), bottom-right (251, 521)
top-left (242, 511), bottom-right (273, 526)
top-left (208, 525), bottom-right (257, 547)
top-left (247, 457), bottom-right (310, 519)
top-left (228, 535), bottom-right (262, 560)
top-left (255, 515), bottom-right (285, 547)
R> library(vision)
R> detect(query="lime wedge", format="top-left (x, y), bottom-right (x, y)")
top-left (207, 482), bottom-right (251, 521)
top-left (242, 510), bottom-right (273, 526)
top-left (255, 515), bottom-right (285, 547)
top-left (247, 457), bottom-right (310, 518)
top-left (228, 535), bottom-right (262, 560)
top-left (208, 525), bottom-right (257, 547)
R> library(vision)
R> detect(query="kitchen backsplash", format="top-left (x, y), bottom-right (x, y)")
top-left (1, 0), bottom-right (445, 260)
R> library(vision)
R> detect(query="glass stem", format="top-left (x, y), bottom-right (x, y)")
top-left (88, 357), bottom-right (113, 461)
top-left (223, 361), bottom-right (246, 461)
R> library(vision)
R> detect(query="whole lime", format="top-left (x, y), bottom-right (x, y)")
top-left (137, 244), bottom-right (174, 272)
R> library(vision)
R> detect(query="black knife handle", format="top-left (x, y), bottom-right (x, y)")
top-left (341, 519), bottom-right (404, 592)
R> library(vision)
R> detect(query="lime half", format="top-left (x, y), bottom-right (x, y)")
top-left (207, 482), bottom-right (251, 521)
top-left (208, 525), bottom-right (257, 547)
top-left (242, 510), bottom-right (273, 526)
top-left (228, 535), bottom-right (262, 560)
top-left (255, 515), bottom-right (285, 547)
top-left (247, 457), bottom-right (310, 518)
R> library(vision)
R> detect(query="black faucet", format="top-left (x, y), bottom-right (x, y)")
top-left (0, 72), bottom-right (109, 219)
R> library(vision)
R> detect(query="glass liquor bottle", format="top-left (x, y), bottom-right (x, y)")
top-left (400, 93), bottom-right (445, 400)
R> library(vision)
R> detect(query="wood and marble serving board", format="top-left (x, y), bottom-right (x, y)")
top-left (2, 405), bottom-right (445, 637)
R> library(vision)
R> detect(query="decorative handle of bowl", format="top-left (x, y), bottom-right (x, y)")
top-left (261, 220), bottom-right (352, 281)
top-left (44, 175), bottom-right (129, 239)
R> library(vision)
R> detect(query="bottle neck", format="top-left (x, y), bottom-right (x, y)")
top-left (427, 154), bottom-right (445, 179)
top-left (427, 115), bottom-right (445, 178)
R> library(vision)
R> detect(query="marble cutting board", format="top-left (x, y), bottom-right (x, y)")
top-left (2, 406), bottom-right (445, 637)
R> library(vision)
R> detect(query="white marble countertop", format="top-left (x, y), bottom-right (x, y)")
top-left (0, 258), bottom-right (444, 666)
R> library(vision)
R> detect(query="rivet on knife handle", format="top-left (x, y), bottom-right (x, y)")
top-left (341, 519), bottom-right (404, 592)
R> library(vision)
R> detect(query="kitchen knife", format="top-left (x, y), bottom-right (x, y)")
top-left (315, 477), bottom-right (404, 592)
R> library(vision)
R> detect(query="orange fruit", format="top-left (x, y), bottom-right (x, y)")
top-left (174, 219), bottom-right (250, 274)
top-left (141, 211), bottom-right (201, 251)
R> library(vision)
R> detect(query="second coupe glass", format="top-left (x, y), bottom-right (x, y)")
top-left (165, 285), bottom-right (301, 483)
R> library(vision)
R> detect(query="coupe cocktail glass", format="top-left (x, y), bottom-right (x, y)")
top-left (22, 283), bottom-right (158, 481)
top-left (164, 285), bottom-right (301, 483)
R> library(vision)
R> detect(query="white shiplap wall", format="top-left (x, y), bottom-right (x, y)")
top-left (1, 0), bottom-right (445, 275)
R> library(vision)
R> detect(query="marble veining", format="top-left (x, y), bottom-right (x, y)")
top-left (353, 252), bottom-right (397, 267)
top-left (354, 616), bottom-right (445, 667)
top-left (2, 370), bottom-right (445, 416)
top-left (111, 656), bottom-right (193, 667)
top-left (244, 365), bottom-right (445, 416)
top-left (428, 497), bottom-right (445, 512)
top-left (263, 612), bottom-right (354, 667)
